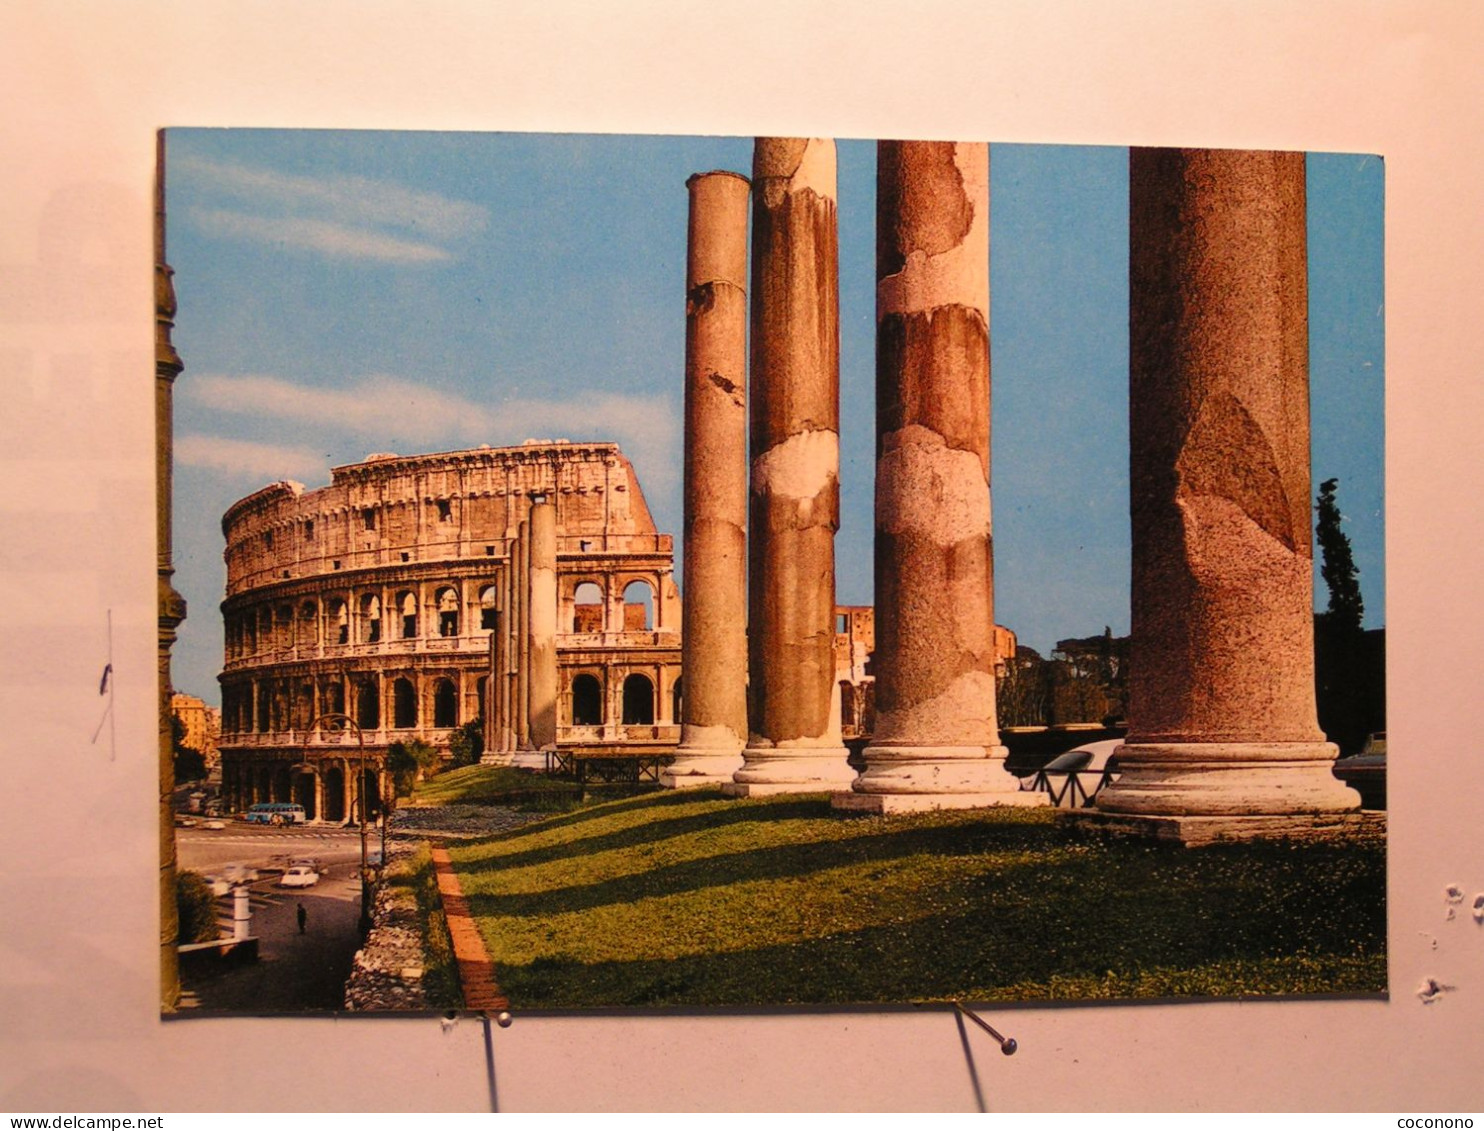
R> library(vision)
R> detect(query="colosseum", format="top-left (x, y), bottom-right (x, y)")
top-left (216, 441), bottom-right (683, 822)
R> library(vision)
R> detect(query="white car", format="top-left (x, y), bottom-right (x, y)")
top-left (201, 875), bottom-right (231, 897)
top-left (201, 819), bottom-right (226, 830)
top-left (278, 865), bottom-right (320, 889)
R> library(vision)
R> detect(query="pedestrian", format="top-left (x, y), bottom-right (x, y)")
top-left (297, 902), bottom-right (307, 934)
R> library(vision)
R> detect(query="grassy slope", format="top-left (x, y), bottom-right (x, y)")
top-left (410, 764), bottom-right (583, 808)
top-left (446, 789), bottom-right (1386, 1008)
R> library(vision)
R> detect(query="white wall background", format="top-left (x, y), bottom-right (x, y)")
top-left (2, 1), bottom-right (1482, 1113)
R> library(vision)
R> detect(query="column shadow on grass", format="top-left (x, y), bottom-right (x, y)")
top-left (458, 794), bottom-right (837, 873)
top-left (475, 833), bottom-right (1386, 1008)
top-left (461, 817), bottom-right (1066, 918)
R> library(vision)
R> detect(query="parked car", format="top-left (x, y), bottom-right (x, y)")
top-left (278, 865), bottom-right (320, 889)
top-left (1024, 739), bottom-right (1123, 808)
top-left (1333, 731), bottom-right (1386, 809)
top-left (201, 819), bottom-right (226, 830)
top-left (289, 857), bottom-right (324, 875)
top-left (201, 874), bottom-right (231, 897)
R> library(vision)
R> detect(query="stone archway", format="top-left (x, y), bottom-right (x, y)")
top-left (622, 673), bottom-right (655, 725)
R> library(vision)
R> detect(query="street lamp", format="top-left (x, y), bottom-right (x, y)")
top-left (301, 711), bottom-right (373, 933)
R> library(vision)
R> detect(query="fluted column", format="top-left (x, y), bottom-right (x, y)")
top-left (665, 170), bottom-right (751, 788)
top-left (728, 138), bottom-right (854, 795)
top-left (1091, 148), bottom-right (1359, 842)
top-left (836, 141), bottom-right (1042, 814)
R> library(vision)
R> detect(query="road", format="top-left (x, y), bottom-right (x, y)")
top-left (176, 824), bottom-right (374, 1012)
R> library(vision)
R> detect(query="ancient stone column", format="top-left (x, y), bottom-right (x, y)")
top-left (513, 518), bottom-right (531, 750)
top-left (728, 138), bottom-right (855, 795)
top-left (664, 170), bottom-right (751, 789)
top-left (500, 542), bottom-right (518, 753)
top-left (836, 141), bottom-right (1042, 814)
top-left (1091, 148), bottom-right (1359, 842)
top-left (527, 496), bottom-right (559, 751)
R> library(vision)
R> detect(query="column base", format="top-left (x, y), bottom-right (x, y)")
top-left (832, 789), bottom-right (1048, 814)
top-left (507, 750), bottom-right (549, 771)
top-left (838, 743), bottom-right (1046, 812)
top-left (1094, 741), bottom-right (1361, 817)
top-left (723, 746), bottom-right (856, 797)
top-left (662, 730), bottom-right (745, 789)
top-left (661, 756), bottom-right (743, 790)
top-left (1068, 808), bottom-right (1385, 847)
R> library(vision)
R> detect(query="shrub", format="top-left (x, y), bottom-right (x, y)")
top-left (176, 871), bottom-right (220, 944)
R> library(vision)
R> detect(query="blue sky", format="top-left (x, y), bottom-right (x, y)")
top-left (166, 131), bottom-right (1384, 706)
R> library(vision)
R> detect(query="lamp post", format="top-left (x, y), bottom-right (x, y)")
top-left (301, 712), bottom-right (373, 933)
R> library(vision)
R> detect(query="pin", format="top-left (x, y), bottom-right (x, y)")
top-left (951, 1001), bottom-right (1017, 1055)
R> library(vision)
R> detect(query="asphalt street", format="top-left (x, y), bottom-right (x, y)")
top-left (177, 825), bottom-right (371, 1012)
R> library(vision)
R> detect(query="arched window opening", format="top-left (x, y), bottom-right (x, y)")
top-left (398, 591), bottom-right (417, 638)
top-left (324, 681), bottom-right (345, 718)
top-left (622, 580), bottom-right (654, 631)
top-left (479, 585), bottom-right (498, 631)
top-left (393, 678), bottom-right (417, 729)
top-left (256, 684), bottom-right (271, 733)
top-left (360, 593), bottom-right (381, 643)
top-left (330, 599), bottom-right (349, 645)
top-left (622, 673), bottom-right (655, 725)
top-left (293, 682), bottom-right (313, 731)
top-left (323, 766), bottom-right (346, 823)
top-left (298, 601), bottom-right (318, 648)
top-left (672, 677), bottom-right (683, 724)
top-left (573, 581), bottom-right (604, 633)
top-left (840, 681), bottom-right (856, 730)
top-left (437, 587), bottom-right (460, 637)
top-left (356, 681), bottom-right (380, 731)
top-left (572, 674), bottom-right (603, 726)
top-left (245, 615), bottom-right (257, 654)
top-left (476, 677), bottom-right (488, 723)
top-left (433, 679), bottom-right (458, 728)
top-left (275, 605), bottom-right (292, 649)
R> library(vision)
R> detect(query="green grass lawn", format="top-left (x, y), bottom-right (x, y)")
top-left (445, 788), bottom-right (1386, 1009)
top-left (410, 764), bottom-right (587, 809)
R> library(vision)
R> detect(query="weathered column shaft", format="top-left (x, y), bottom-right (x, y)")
top-left (838, 141), bottom-right (1040, 813)
top-left (514, 520), bottom-right (531, 749)
top-left (666, 170), bottom-right (751, 788)
top-left (1094, 148), bottom-right (1358, 830)
top-left (729, 138), bottom-right (854, 794)
top-left (527, 498), bottom-right (559, 749)
top-left (501, 547), bottom-right (517, 751)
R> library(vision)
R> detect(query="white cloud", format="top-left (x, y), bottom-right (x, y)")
top-left (180, 373), bottom-right (680, 502)
top-left (173, 154), bottom-right (488, 263)
top-left (175, 434), bottom-right (328, 482)
top-left (189, 209), bottom-right (452, 263)
top-left (174, 154), bottom-right (489, 241)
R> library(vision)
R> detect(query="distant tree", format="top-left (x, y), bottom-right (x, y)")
top-left (175, 871), bottom-right (219, 944)
top-left (171, 715), bottom-right (207, 783)
top-left (996, 646), bottom-right (1051, 727)
top-left (387, 739), bottom-right (438, 804)
top-left (1315, 477), bottom-right (1364, 633)
top-left (1313, 477), bottom-right (1376, 755)
top-left (1049, 630), bottom-right (1130, 725)
top-left (448, 719), bottom-right (484, 767)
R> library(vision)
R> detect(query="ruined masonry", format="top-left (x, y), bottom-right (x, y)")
top-left (835, 140), bottom-right (1044, 814)
top-left (1086, 148), bottom-right (1361, 842)
top-left (727, 138), bottom-right (857, 796)
top-left (664, 170), bottom-right (753, 787)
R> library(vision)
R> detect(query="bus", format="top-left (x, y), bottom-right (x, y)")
top-left (244, 802), bottom-right (307, 826)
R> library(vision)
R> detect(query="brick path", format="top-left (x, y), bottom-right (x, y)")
top-left (430, 844), bottom-right (509, 1011)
